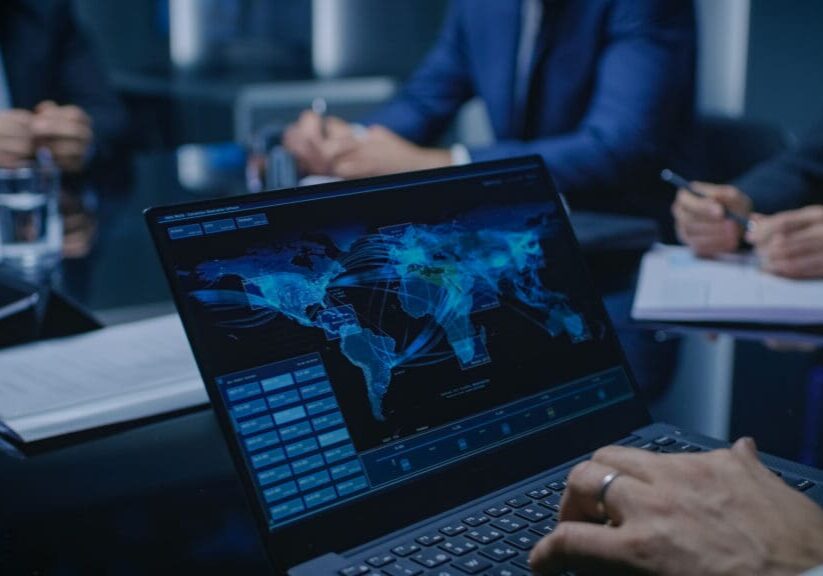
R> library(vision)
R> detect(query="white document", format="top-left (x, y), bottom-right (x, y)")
top-left (0, 313), bottom-right (207, 443)
top-left (632, 245), bottom-right (823, 325)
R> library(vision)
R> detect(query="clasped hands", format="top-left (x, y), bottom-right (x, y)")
top-left (673, 183), bottom-right (823, 279)
top-left (0, 101), bottom-right (93, 173)
top-left (283, 111), bottom-right (452, 180)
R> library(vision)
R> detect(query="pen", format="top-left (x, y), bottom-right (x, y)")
top-left (660, 168), bottom-right (754, 232)
top-left (312, 97), bottom-right (328, 139)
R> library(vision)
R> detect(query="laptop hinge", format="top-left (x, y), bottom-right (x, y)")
top-left (289, 553), bottom-right (348, 576)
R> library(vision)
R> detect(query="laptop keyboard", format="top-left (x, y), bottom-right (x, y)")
top-left (338, 435), bottom-right (816, 576)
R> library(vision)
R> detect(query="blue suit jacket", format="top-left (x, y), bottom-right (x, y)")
top-left (0, 0), bottom-right (129, 171)
top-left (367, 0), bottom-right (696, 213)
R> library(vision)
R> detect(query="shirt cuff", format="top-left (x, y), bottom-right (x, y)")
top-left (450, 144), bottom-right (472, 166)
top-left (801, 567), bottom-right (823, 576)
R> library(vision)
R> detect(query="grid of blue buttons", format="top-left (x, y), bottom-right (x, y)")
top-left (218, 353), bottom-right (369, 527)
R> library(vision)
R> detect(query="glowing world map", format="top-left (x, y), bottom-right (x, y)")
top-left (188, 205), bottom-right (590, 421)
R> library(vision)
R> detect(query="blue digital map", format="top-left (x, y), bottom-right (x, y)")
top-left (187, 204), bottom-right (590, 422)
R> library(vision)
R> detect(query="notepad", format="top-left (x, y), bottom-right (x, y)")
top-left (0, 313), bottom-right (207, 443)
top-left (632, 245), bottom-right (823, 325)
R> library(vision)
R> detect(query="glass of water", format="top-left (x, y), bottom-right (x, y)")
top-left (0, 159), bottom-right (62, 279)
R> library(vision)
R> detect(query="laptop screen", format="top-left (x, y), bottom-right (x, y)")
top-left (149, 159), bottom-right (636, 533)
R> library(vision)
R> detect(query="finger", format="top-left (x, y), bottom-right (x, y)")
top-left (0, 111), bottom-right (34, 137)
top-left (0, 135), bottom-right (36, 157)
top-left (319, 135), bottom-right (360, 163)
top-left (675, 189), bottom-right (725, 220)
top-left (766, 252), bottom-right (823, 279)
top-left (31, 115), bottom-right (93, 142)
top-left (35, 104), bottom-right (90, 125)
top-left (35, 100), bottom-right (58, 114)
top-left (590, 445), bottom-right (660, 482)
top-left (332, 157), bottom-right (368, 180)
top-left (761, 224), bottom-right (823, 262)
top-left (750, 206), bottom-right (823, 244)
top-left (529, 522), bottom-right (636, 575)
top-left (680, 218), bottom-right (738, 240)
top-left (562, 459), bottom-right (649, 524)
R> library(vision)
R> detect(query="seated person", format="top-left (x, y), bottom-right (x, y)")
top-left (0, 0), bottom-right (128, 174)
top-left (285, 0), bottom-right (696, 217)
top-left (673, 117), bottom-right (823, 279)
top-left (0, 0), bottom-right (129, 258)
top-left (529, 438), bottom-right (823, 575)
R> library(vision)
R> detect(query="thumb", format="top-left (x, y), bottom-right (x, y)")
top-left (731, 436), bottom-right (761, 464)
top-left (35, 100), bottom-right (58, 114)
top-left (529, 522), bottom-right (633, 574)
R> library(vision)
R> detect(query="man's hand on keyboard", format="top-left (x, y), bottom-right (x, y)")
top-left (529, 438), bottom-right (823, 576)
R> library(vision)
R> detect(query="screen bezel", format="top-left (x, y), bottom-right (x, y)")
top-left (145, 156), bottom-right (651, 572)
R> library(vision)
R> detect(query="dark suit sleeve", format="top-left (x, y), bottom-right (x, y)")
top-left (52, 0), bottom-right (129, 168)
top-left (734, 117), bottom-right (823, 213)
top-left (363, 0), bottom-right (475, 144)
top-left (469, 0), bottom-right (696, 204)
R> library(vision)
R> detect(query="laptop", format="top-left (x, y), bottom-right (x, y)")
top-left (145, 157), bottom-right (823, 576)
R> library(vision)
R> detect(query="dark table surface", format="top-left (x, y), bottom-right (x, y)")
top-left (2, 150), bottom-right (817, 575)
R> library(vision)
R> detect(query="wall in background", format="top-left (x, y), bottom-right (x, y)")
top-left (746, 0), bottom-right (823, 136)
top-left (695, 0), bottom-right (750, 117)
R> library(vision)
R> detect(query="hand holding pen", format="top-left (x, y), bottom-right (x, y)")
top-left (664, 169), bottom-right (754, 257)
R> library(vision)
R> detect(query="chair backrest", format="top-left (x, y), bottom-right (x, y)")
top-left (685, 115), bottom-right (793, 183)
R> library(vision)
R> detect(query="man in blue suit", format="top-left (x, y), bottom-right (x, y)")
top-left (286, 0), bottom-right (696, 396)
top-left (285, 0), bottom-right (696, 216)
top-left (0, 0), bottom-right (128, 174)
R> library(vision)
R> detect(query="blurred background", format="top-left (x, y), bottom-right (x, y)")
top-left (70, 0), bottom-right (823, 147)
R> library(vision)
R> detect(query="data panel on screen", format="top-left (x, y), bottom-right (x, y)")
top-left (158, 167), bottom-right (632, 529)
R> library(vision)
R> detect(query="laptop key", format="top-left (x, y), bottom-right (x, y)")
top-left (339, 565), bottom-right (370, 576)
top-left (410, 548), bottom-right (451, 568)
top-left (382, 561), bottom-right (423, 576)
top-left (794, 479), bottom-right (815, 492)
top-left (547, 481), bottom-right (566, 492)
top-left (530, 520), bottom-right (555, 536)
top-left (505, 495), bottom-right (532, 508)
top-left (653, 436), bottom-right (676, 446)
top-left (438, 538), bottom-right (478, 556)
top-left (439, 524), bottom-right (467, 537)
top-left (539, 499), bottom-right (561, 513)
top-left (491, 516), bottom-right (527, 533)
top-left (366, 554), bottom-right (394, 567)
top-left (424, 570), bottom-right (460, 576)
top-left (392, 544), bottom-right (421, 557)
top-left (461, 514), bottom-right (490, 527)
top-left (416, 533), bottom-right (445, 547)
top-left (511, 553), bottom-right (532, 570)
top-left (527, 487), bottom-right (551, 499)
top-left (485, 505), bottom-right (511, 517)
top-left (465, 525), bottom-right (504, 544)
top-left (506, 531), bottom-right (540, 551)
top-left (488, 566), bottom-right (527, 576)
top-left (451, 555), bottom-right (492, 574)
top-left (515, 506), bottom-right (548, 523)
top-left (479, 543), bottom-right (518, 562)
top-left (640, 442), bottom-right (660, 452)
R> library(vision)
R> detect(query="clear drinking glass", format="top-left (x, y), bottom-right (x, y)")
top-left (0, 159), bottom-right (62, 278)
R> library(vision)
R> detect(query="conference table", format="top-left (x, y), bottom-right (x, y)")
top-left (0, 148), bottom-right (818, 574)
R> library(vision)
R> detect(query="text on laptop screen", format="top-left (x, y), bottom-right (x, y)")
top-left (154, 163), bottom-right (634, 531)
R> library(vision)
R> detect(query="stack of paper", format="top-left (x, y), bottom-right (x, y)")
top-left (632, 245), bottom-right (823, 325)
top-left (0, 313), bottom-right (207, 443)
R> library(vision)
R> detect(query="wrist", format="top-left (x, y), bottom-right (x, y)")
top-left (419, 148), bottom-right (453, 171)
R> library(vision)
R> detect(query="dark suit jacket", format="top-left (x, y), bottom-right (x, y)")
top-left (735, 117), bottom-right (823, 214)
top-left (0, 0), bottom-right (128, 169)
top-left (366, 0), bottom-right (696, 214)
